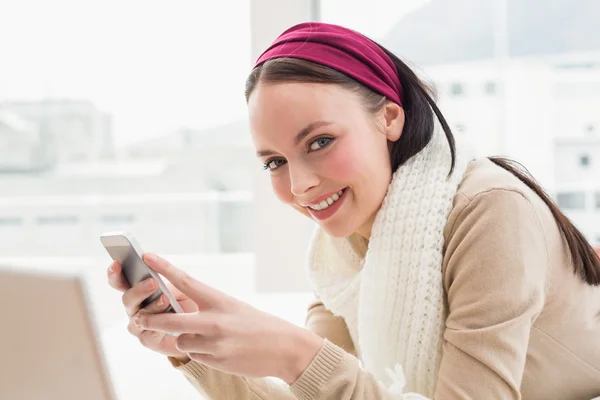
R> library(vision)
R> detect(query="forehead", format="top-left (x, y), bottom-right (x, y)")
top-left (248, 82), bottom-right (361, 143)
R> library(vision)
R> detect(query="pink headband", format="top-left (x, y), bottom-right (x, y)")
top-left (255, 22), bottom-right (404, 106)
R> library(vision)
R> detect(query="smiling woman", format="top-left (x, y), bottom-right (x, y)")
top-left (248, 82), bottom-right (402, 238)
top-left (107, 22), bottom-right (600, 400)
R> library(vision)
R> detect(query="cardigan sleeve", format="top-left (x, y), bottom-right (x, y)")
top-left (170, 356), bottom-right (295, 399)
top-left (171, 297), bottom-right (407, 400)
top-left (171, 297), bottom-right (425, 399)
top-left (171, 339), bottom-right (414, 400)
top-left (435, 189), bottom-right (548, 399)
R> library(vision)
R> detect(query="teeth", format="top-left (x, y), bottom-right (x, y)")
top-left (309, 189), bottom-right (345, 211)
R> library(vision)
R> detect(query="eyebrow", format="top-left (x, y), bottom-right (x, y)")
top-left (256, 120), bottom-right (333, 157)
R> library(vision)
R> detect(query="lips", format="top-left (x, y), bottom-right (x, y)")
top-left (307, 189), bottom-right (345, 211)
top-left (305, 187), bottom-right (348, 221)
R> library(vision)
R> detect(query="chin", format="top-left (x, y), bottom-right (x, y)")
top-left (293, 200), bottom-right (361, 238)
top-left (317, 220), bottom-right (357, 238)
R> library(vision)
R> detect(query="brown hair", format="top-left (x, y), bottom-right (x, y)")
top-left (245, 46), bottom-right (600, 286)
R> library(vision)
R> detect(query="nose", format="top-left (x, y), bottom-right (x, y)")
top-left (289, 164), bottom-right (319, 196)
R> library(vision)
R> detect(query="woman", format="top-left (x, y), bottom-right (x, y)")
top-left (107, 22), bottom-right (600, 399)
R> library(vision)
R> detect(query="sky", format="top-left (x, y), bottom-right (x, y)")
top-left (0, 0), bottom-right (429, 148)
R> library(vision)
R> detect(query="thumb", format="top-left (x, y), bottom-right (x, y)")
top-left (143, 253), bottom-right (225, 308)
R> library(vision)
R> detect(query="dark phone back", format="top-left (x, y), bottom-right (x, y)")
top-left (104, 244), bottom-right (168, 310)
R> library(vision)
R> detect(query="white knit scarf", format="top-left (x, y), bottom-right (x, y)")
top-left (306, 124), bottom-right (475, 398)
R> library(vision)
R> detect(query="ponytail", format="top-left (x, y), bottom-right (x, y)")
top-left (488, 157), bottom-right (600, 285)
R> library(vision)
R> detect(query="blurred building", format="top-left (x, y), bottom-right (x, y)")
top-left (382, 0), bottom-right (600, 243)
top-left (0, 99), bottom-right (259, 259)
top-left (554, 135), bottom-right (600, 244)
top-left (125, 119), bottom-right (255, 191)
top-left (0, 109), bottom-right (50, 172)
top-left (418, 56), bottom-right (600, 187)
top-left (0, 154), bottom-right (254, 257)
top-left (0, 94), bottom-right (257, 260)
top-left (383, 0), bottom-right (600, 188)
top-left (0, 99), bottom-right (114, 166)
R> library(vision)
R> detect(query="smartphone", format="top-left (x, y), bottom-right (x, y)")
top-left (100, 231), bottom-right (183, 314)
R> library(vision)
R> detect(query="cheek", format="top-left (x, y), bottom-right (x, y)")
top-left (270, 173), bottom-right (293, 203)
top-left (322, 143), bottom-right (367, 182)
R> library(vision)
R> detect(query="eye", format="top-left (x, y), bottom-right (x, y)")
top-left (309, 136), bottom-right (333, 151)
top-left (262, 158), bottom-right (287, 171)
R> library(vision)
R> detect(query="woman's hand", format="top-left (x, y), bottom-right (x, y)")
top-left (132, 253), bottom-right (325, 384)
top-left (107, 260), bottom-right (198, 362)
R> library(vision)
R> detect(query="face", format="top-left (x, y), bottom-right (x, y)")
top-left (248, 82), bottom-right (404, 238)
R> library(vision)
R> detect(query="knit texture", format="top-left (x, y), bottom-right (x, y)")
top-left (306, 124), bottom-right (474, 397)
top-left (290, 339), bottom-right (346, 400)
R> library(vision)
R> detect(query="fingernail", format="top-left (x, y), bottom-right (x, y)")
top-left (134, 316), bottom-right (142, 327)
top-left (157, 296), bottom-right (164, 306)
top-left (108, 264), bottom-right (114, 273)
top-left (147, 279), bottom-right (156, 290)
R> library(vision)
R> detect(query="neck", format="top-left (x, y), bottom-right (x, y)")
top-left (356, 213), bottom-right (376, 240)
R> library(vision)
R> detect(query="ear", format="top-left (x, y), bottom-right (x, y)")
top-left (382, 101), bottom-right (404, 142)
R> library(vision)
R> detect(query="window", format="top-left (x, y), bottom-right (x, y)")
top-left (36, 215), bottom-right (79, 225)
top-left (450, 83), bottom-right (464, 96)
top-left (483, 81), bottom-right (496, 95)
top-left (556, 192), bottom-right (586, 210)
top-left (100, 214), bottom-right (135, 224)
top-left (555, 62), bottom-right (597, 70)
top-left (579, 154), bottom-right (591, 168)
top-left (0, 217), bottom-right (23, 226)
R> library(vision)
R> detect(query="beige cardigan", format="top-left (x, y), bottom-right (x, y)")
top-left (170, 159), bottom-right (600, 399)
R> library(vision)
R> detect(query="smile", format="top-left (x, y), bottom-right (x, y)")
top-left (308, 189), bottom-right (344, 211)
top-left (305, 188), bottom-right (348, 221)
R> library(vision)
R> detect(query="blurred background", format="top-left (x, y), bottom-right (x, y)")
top-left (0, 0), bottom-right (599, 398)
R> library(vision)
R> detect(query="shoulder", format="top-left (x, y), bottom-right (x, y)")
top-left (445, 158), bottom-right (551, 241)
top-left (442, 158), bottom-right (554, 284)
top-left (435, 160), bottom-right (554, 399)
top-left (455, 158), bottom-right (539, 203)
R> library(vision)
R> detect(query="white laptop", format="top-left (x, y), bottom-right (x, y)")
top-left (0, 268), bottom-right (116, 400)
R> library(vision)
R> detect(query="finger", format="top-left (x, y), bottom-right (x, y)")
top-left (128, 296), bottom-right (171, 338)
top-left (164, 281), bottom-right (185, 301)
top-left (107, 262), bottom-right (129, 292)
top-left (188, 352), bottom-right (218, 365)
top-left (127, 298), bottom-right (170, 336)
top-left (138, 329), bottom-right (164, 348)
top-left (143, 294), bottom-right (170, 314)
top-left (134, 311), bottom-right (219, 335)
top-left (143, 253), bottom-right (225, 307)
top-left (127, 317), bottom-right (144, 337)
top-left (139, 331), bottom-right (182, 356)
top-left (122, 278), bottom-right (158, 317)
top-left (176, 333), bottom-right (215, 354)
